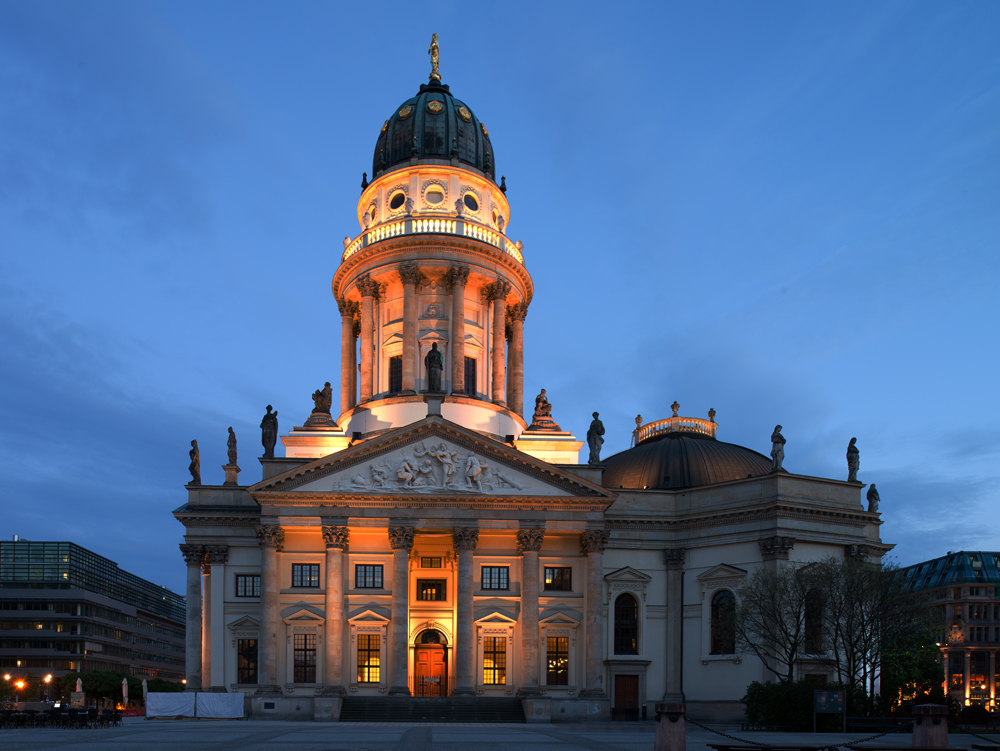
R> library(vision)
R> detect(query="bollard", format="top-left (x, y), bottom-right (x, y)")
top-left (654, 702), bottom-right (686, 751)
top-left (911, 704), bottom-right (949, 749)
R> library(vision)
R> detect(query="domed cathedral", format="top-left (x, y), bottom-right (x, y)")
top-left (174, 38), bottom-right (889, 724)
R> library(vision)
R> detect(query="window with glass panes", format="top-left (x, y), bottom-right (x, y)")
top-left (483, 636), bottom-right (506, 684)
top-left (481, 566), bottom-right (509, 590)
top-left (417, 580), bottom-right (446, 601)
top-left (464, 357), bottom-right (476, 395)
top-left (237, 638), bottom-right (257, 684)
top-left (544, 567), bottom-right (572, 591)
top-left (235, 575), bottom-right (260, 597)
top-left (293, 633), bottom-right (316, 682)
top-left (388, 355), bottom-right (402, 394)
top-left (546, 636), bottom-right (568, 685)
top-left (357, 633), bottom-right (380, 682)
top-left (292, 564), bottom-right (320, 588)
top-left (421, 557), bottom-right (442, 568)
top-left (355, 565), bottom-right (383, 588)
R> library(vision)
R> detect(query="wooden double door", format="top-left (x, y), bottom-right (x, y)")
top-left (414, 644), bottom-right (448, 697)
top-left (613, 674), bottom-right (639, 720)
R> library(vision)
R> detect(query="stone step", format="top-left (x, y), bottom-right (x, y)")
top-left (339, 696), bottom-right (526, 723)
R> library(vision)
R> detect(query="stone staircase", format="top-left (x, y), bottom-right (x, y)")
top-left (339, 696), bottom-right (526, 723)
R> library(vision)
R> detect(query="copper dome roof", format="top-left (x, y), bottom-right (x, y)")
top-left (602, 430), bottom-right (773, 490)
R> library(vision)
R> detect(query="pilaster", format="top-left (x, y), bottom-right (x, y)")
top-left (517, 529), bottom-right (545, 697)
top-left (663, 548), bottom-right (686, 701)
top-left (321, 525), bottom-right (349, 696)
top-left (452, 527), bottom-right (479, 696)
top-left (580, 530), bottom-right (609, 698)
top-left (388, 526), bottom-right (414, 696)
top-left (255, 524), bottom-right (284, 696)
top-left (179, 543), bottom-right (204, 692)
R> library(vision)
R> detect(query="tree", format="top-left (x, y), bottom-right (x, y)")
top-left (735, 566), bottom-right (811, 683)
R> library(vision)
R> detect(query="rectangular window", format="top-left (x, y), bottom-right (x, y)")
top-left (235, 575), bottom-right (260, 598)
top-left (546, 636), bottom-right (569, 685)
top-left (544, 567), bottom-right (572, 591)
top-left (416, 579), bottom-right (447, 601)
top-left (293, 633), bottom-right (316, 683)
top-left (481, 566), bottom-right (509, 590)
top-left (237, 638), bottom-right (258, 684)
top-left (355, 565), bottom-right (383, 589)
top-left (421, 557), bottom-right (442, 568)
top-left (483, 636), bottom-right (506, 685)
top-left (357, 633), bottom-right (380, 683)
top-left (949, 652), bottom-right (964, 689)
top-left (464, 357), bottom-right (476, 396)
top-left (388, 355), bottom-right (402, 394)
top-left (292, 564), bottom-right (320, 588)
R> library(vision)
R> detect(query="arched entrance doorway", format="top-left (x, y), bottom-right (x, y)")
top-left (413, 629), bottom-right (448, 697)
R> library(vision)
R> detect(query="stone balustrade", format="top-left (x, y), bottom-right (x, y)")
top-left (342, 218), bottom-right (523, 265)
top-left (635, 416), bottom-right (717, 444)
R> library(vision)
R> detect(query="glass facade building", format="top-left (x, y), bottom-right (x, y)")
top-left (0, 540), bottom-right (186, 681)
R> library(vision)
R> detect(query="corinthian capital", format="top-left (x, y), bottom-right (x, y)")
top-left (663, 548), bottom-right (686, 568)
top-left (445, 265), bottom-right (470, 289)
top-left (388, 526), bottom-right (415, 551)
top-left (205, 545), bottom-right (229, 565)
top-left (580, 529), bottom-right (610, 555)
top-left (452, 527), bottom-right (479, 553)
top-left (322, 526), bottom-right (349, 550)
top-left (356, 274), bottom-right (383, 300)
top-left (179, 543), bottom-right (204, 566)
top-left (758, 535), bottom-right (795, 561)
top-left (398, 263), bottom-right (423, 287)
top-left (337, 298), bottom-right (360, 318)
top-left (255, 524), bottom-right (285, 551)
top-left (506, 302), bottom-right (528, 323)
top-left (482, 279), bottom-right (512, 302)
top-left (516, 529), bottom-right (545, 553)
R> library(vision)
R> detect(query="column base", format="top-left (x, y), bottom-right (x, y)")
top-left (254, 685), bottom-right (283, 696)
top-left (318, 685), bottom-right (346, 697)
top-left (387, 686), bottom-right (411, 696)
top-left (661, 692), bottom-right (685, 702)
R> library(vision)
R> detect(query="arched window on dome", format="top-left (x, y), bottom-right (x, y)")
top-left (613, 593), bottom-right (639, 655)
top-left (804, 588), bottom-right (823, 654)
top-left (710, 590), bottom-right (736, 655)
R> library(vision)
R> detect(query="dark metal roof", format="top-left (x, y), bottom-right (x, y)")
top-left (899, 551), bottom-right (1000, 592)
top-left (601, 432), bottom-right (773, 490)
top-left (372, 81), bottom-right (496, 182)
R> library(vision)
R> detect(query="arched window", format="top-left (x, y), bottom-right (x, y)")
top-left (710, 590), bottom-right (736, 655)
top-left (613, 593), bottom-right (638, 655)
top-left (804, 588), bottom-right (823, 653)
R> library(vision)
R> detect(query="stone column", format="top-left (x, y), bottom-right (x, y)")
top-left (484, 280), bottom-right (511, 405)
top-left (580, 530), bottom-right (609, 697)
top-left (399, 264), bottom-right (421, 394)
top-left (255, 524), bottom-right (285, 695)
top-left (321, 526), bottom-right (348, 694)
top-left (207, 545), bottom-right (228, 691)
top-left (517, 529), bottom-right (545, 696)
top-left (338, 299), bottom-right (359, 414)
top-left (965, 649), bottom-right (971, 702)
top-left (388, 526), bottom-right (414, 695)
top-left (350, 319), bottom-right (359, 409)
top-left (448, 266), bottom-right (470, 394)
top-left (357, 275), bottom-right (380, 403)
top-left (663, 548), bottom-right (686, 701)
top-left (201, 557), bottom-right (211, 688)
top-left (506, 303), bottom-right (527, 417)
top-left (453, 527), bottom-right (479, 695)
top-left (180, 545), bottom-right (204, 692)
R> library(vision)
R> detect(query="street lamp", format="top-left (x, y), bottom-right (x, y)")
top-left (43, 674), bottom-right (52, 702)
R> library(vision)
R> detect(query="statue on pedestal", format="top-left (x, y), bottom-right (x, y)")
top-left (227, 427), bottom-right (237, 465)
top-left (188, 440), bottom-right (201, 485)
top-left (527, 389), bottom-right (562, 431)
top-left (866, 484), bottom-right (880, 513)
top-left (312, 382), bottom-right (333, 414)
top-left (260, 405), bottom-right (278, 459)
top-left (587, 412), bottom-right (605, 465)
top-left (847, 437), bottom-right (860, 482)
top-left (428, 33), bottom-right (441, 83)
top-left (770, 425), bottom-right (786, 472)
top-left (425, 342), bottom-right (444, 392)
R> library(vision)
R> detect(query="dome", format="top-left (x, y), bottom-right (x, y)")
top-left (602, 419), bottom-right (772, 491)
top-left (372, 81), bottom-right (496, 182)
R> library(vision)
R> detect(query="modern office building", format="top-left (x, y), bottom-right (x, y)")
top-left (0, 539), bottom-right (186, 682)
top-left (900, 551), bottom-right (999, 708)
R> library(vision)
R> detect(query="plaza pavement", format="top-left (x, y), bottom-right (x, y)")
top-left (0, 717), bottom-right (994, 751)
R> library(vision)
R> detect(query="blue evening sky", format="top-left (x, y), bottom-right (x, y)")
top-left (2, 1), bottom-right (998, 595)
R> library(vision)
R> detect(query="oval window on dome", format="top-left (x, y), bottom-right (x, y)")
top-left (458, 105), bottom-right (472, 121)
top-left (425, 189), bottom-right (445, 205)
top-left (398, 105), bottom-right (413, 119)
top-left (463, 194), bottom-right (479, 212)
top-left (427, 100), bottom-right (443, 114)
top-left (390, 192), bottom-right (406, 210)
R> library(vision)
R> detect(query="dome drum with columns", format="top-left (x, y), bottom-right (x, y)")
top-left (174, 40), bottom-right (889, 725)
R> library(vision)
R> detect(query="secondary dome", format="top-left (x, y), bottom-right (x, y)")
top-left (602, 412), bottom-right (772, 490)
top-left (372, 81), bottom-right (496, 182)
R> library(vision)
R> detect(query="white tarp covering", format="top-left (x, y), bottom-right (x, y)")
top-left (196, 692), bottom-right (245, 718)
top-left (146, 692), bottom-right (195, 717)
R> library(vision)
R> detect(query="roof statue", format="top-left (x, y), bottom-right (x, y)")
top-left (527, 388), bottom-right (562, 431)
top-left (428, 33), bottom-right (441, 82)
top-left (847, 437), bottom-right (859, 482)
top-left (227, 427), bottom-right (237, 466)
top-left (867, 483), bottom-right (880, 513)
top-left (260, 405), bottom-right (278, 459)
top-left (587, 412), bottom-right (605, 465)
top-left (770, 425), bottom-right (786, 472)
top-left (188, 439), bottom-right (200, 485)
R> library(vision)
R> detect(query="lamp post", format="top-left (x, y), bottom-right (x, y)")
top-left (43, 674), bottom-right (52, 702)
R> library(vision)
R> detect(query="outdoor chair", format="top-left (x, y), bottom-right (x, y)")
top-left (111, 710), bottom-right (123, 727)
top-left (23, 709), bottom-right (37, 727)
top-left (66, 707), bottom-right (82, 728)
top-left (86, 707), bottom-right (99, 728)
top-left (98, 708), bottom-right (111, 728)
top-left (0, 709), bottom-right (11, 729)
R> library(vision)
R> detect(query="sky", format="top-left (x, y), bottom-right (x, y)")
top-left (1, 1), bottom-right (998, 596)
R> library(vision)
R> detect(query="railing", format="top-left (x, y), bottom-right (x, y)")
top-left (408, 674), bottom-right (449, 697)
top-left (342, 218), bottom-right (524, 265)
top-left (634, 415), bottom-right (718, 444)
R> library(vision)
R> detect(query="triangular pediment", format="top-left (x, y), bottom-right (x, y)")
top-left (348, 608), bottom-right (390, 623)
top-left (605, 566), bottom-right (652, 583)
top-left (227, 616), bottom-right (260, 631)
top-left (281, 605), bottom-right (324, 623)
top-left (475, 611), bottom-right (517, 624)
top-left (249, 416), bottom-right (615, 506)
top-left (540, 609), bottom-right (581, 624)
top-left (696, 564), bottom-right (747, 582)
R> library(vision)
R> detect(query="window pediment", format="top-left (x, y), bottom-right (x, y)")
top-left (605, 566), bottom-right (651, 601)
top-left (696, 564), bottom-right (747, 600)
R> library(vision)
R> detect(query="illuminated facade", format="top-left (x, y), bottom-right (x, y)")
top-left (899, 551), bottom-right (1000, 709)
top-left (173, 50), bottom-right (889, 722)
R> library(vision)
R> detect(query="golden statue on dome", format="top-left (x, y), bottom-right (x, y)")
top-left (428, 33), bottom-right (441, 82)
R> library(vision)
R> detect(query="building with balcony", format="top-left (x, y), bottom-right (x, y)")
top-left (0, 540), bottom-right (186, 682)
top-left (172, 41), bottom-right (889, 722)
top-left (899, 551), bottom-right (1000, 709)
